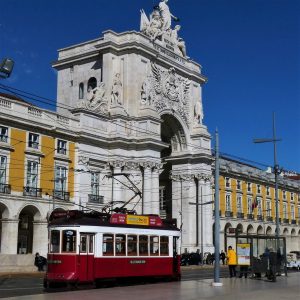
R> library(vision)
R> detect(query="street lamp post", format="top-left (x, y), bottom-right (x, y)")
top-left (253, 112), bottom-right (281, 237)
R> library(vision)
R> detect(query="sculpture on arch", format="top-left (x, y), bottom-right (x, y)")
top-left (77, 82), bottom-right (108, 114)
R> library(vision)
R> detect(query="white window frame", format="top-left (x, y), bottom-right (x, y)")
top-left (91, 172), bottom-right (100, 196)
top-left (56, 139), bottom-right (68, 155)
top-left (291, 204), bottom-right (295, 220)
top-left (283, 203), bottom-right (287, 219)
top-left (283, 190), bottom-right (286, 200)
top-left (236, 180), bottom-right (241, 191)
top-left (247, 197), bottom-right (252, 214)
top-left (257, 184), bottom-right (261, 194)
top-left (54, 164), bottom-right (68, 194)
top-left (291, 192), bottom-right (294, 201)
top-left (25, 160), bottom-right (39, 189)
top-left (28, 132), bottom-right (40, 150)
top-left (236, 194), bottom-right (242, 213)
top-left (247, 182), bottom-right (252, 193)
top-left (0, 155), bottom-right (7, 185)
top-left (225, 177), bottom-right (231, 188)
top-left (266, 186), bottom-right (270, 196)
top-left (266, 200), bottom-right (271, 217)
top-left (0, 126), bottom-right (9, 143)
top-left (225, 193), bottom-right (231, 211)
top-left (257, 197), bottom-right (262, 216)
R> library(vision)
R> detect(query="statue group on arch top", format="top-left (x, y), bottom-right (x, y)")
top-left (140, 0), bottom-right (187, 57)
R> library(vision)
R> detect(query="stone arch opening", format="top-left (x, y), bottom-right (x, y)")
top-left (283, 228), bottom-right (289, 236)
top-left (17, 205), bottom-right (41, 254)
top-left (257, 225), bottom-right (264, 235)
top-left (266, 226), bottom-right (272, 235)
top-left (0, 203), bottom-right (9, 253)
top-left (236, 223), bottom-right (243, 235)
top-left (247, 224), bottom-right (254, 234)
top-left (159, 114), bottom-right (187, 219)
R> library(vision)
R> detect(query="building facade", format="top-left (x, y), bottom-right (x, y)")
top-left (218, 157), bottom-right (300, 253)
top-left (0, 2), bottom-right (299, 270)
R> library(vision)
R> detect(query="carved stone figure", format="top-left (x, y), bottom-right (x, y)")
top-left (77, 82), bottom-right (108, 114)
top-left (142, 10), bottom-right (163, 41)
top-left (194, 99), bottom-right (203, 125)
top-left (171, 25), bottom-right (186, 57)
top-left (158, 0), bottom-right (179, 32)
top-left (111, 73), bottom-right (123, 105)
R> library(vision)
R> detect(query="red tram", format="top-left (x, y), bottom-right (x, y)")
top-left (44, 210), bottom-right (181, 288)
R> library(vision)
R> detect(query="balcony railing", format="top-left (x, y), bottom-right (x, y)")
top-left (23, 186), bottom-right (42, 197)
top-left (283, 218), bottom-right (289, 224)
top-left (0, 183), bottom-right (11, 194)
top-left (225, 211), bottom-right (233, 217)
top-left (291, 219), bottom-right (296, 225)
top-left (237, 212), bottom-right (244, 219)
top-left (88, 194), bottom-right (104, 204)
top-left (247, 214), bottom-right (254, 220)
top-left (53, 190), bottom-right (70, 201)
top-left (257, 215), bottom-right (264, 221)
top-left (266, 216), bottom-right (273, 222)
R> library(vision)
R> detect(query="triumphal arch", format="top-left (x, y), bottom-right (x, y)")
top-left (53, 1), bottom-right (214, 252)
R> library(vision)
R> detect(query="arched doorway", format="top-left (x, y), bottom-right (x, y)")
top-left (17, 205), bottom-right (41, 254)
top-left (247, 224), bottom-right (254, 235)
top-left (0, 203), bottom-right (9, 253)
top-left (159, 114), bottom-right (187, 219)
top-left (257, 225), bottom-right (263, 235)
top-left (266, 226), bottom-right (272, 236)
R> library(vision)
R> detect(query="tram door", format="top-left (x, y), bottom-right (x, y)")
top-left (79, 233), bottom-right (95, 282)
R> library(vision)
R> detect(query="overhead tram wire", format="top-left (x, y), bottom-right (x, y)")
top-left (0, 83), bottom-right (274, 171)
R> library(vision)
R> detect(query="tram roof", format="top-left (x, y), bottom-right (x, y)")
top-left (48, 210), bottom-right (180, 231)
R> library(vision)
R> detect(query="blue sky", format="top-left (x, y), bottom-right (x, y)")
top-left (1, 0), bottom-right (299, 172)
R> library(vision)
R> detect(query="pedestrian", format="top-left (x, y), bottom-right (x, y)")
top-left (227, 246), bottom-right (237, 277)
top-left (220, 250), bottom-right (226, 265)
top-left (206, 252), bottom-right (212, 265)
top-left (239, 265), bottom-right (248, 278)
top-left (34, 252), bottom-right (46, 271)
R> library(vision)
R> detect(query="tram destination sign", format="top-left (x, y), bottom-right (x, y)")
top-left (110, 214), bottom-right (162, 227)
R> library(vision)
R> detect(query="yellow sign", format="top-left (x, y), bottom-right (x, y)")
top-left (126, 215), bottom-right (149, 226)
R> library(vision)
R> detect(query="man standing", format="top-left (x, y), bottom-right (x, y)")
top-left (220, 250), bottom-right (226, 265)
top-left (227, 246), bottom-right (237, 277)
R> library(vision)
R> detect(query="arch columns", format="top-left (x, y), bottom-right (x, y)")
top-left (1, 219), bottom-right (19, 254)
top-left (151, 166), bottom-right (160, 214)
top-left (142, 164), bottom-right (152, 214)
top-left (32, 220), bottom-right (48, 256)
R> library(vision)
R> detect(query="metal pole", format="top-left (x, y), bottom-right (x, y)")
top-left (213, 129), bottom-right (222, 286)
top-left (273, 112), bottom-right (280, 238)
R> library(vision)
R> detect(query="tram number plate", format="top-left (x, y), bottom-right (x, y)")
top-left (129, 260), bottom-right (146, 264)
top-left (48, 260), bottom-right (62, 264)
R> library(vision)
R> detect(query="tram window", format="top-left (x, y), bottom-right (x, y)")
top-left (89, 235), bottom-right (94, 254)
top-left (139, 235), bottom-right (148, 256)
top-left (150, 236), bottom-right (159, 256)
top-left (103, 234), bottom-right (114, 256)
top-left (115, 234), bottom-right (126, 256)
top-left (160, 236), bottom-right (169, 256)
top-left (80, 235), bottom-right (87, 253)
top-left (50, 230), bottom-right (60, 253)
top-left (127, 235), bottom-right (137, 256)
top-left (62, 230), bottom-right (76, 252)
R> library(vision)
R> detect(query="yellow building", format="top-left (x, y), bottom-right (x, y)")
top-left (217, 157), bottom-right (300, 253)
top-left (0, 93), bottom-right (76, 261)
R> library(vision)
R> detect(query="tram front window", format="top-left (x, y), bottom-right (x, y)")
top-left (50, 230), bottom-right (60, 253)
top-left (62, 230), bottom-right (76, 252)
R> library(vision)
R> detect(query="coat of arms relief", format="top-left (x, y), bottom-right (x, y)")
top-left (141, 61), bottom-right (191, 127)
